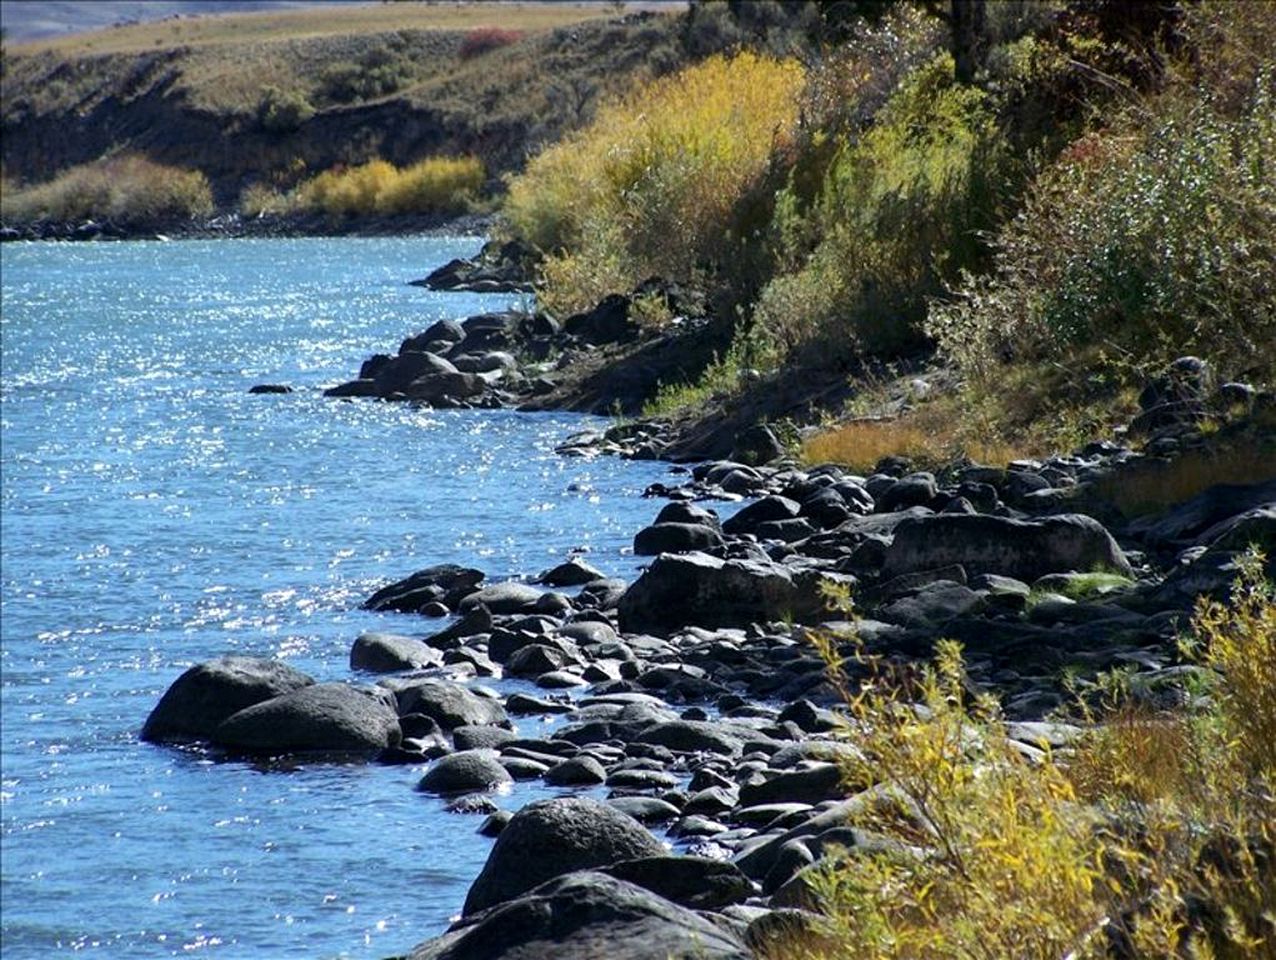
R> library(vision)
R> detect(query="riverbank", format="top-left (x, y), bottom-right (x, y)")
top-left (155, 278), bottom-right (1276, 957)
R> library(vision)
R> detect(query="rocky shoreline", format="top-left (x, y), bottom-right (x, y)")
top-left (0, 210), bottom-right (497, 244)
top-left (142, 242), bottom-right (1276, 959)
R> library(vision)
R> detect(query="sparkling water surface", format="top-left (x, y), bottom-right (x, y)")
top-left (0, 237), bottom-right (677, 958)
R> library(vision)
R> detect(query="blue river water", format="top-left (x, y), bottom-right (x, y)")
top-left (0, 237), bottom-right (677, 958)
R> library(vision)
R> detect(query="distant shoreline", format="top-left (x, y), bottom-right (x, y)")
top-left (0, 209), bottom-right (497, 243)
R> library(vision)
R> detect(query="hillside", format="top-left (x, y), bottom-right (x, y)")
top-left (0, 2), bottom-right (689, 211)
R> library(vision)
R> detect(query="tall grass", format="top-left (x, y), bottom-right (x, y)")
top-left (0, 154), bottom-right (214, 224)
top-left (504, 51), bottom-right (805, 315)
top-left (294, 155), bottom-right (484, 217)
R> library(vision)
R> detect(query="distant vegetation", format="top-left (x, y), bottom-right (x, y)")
top-left (289, 155), bottom-right (485, 218)
top-left (0, 153), bottom-right (213, 225)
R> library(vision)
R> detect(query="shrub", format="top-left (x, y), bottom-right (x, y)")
top-left (796, 554), bottom-right (1276, 960)
top-left (0, 154), bottom-right (214, 224)
top-left (318, 46), bottom-right (414, 103)
top-left (754, 51), bottom-right (1004, 361)
top-left (458, 27), bottom-right (525, 60)
top-left (256, 85), bottom-right (314, 134)
top-left (295, 155), bottom-right (483, 217)
top-left (505, 51), bottom-right (805, 315)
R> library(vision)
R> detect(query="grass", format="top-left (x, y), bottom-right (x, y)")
top-left (791, 554), bottom-right (1276, 959)
top-left (0, 153), bottom-right (213, 225)
top-left (7, 4), bottom-right (614, 59)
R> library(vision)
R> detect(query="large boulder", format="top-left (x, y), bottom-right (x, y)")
top-left (363, 564), bottom-right (485, 614)
top-left (463, 797), bottom-right (664, 915)
top-left (458, 582), bottom-right (545, 615)
top-left (601, 856), bottom-right (755, 910)
top-left (141, 656), bottom-right (315, 743)
top-left (617, 552), bottom-right (799, 633)
top-left (373, 351), bottom-right (459, 396)
top-left (386, 678), bottom-right (509, 730)
top-left (211, 682), bottom-right (400, 755)
top-left (410, 872), bottom-right (749, 960)
top-left (881, 513), bottom-right (1132, 583)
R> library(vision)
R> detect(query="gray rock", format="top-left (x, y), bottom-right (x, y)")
top-left (349, 632), bottom-right (442, 673)
top-left (363, 564), bottom-right (484, 614)
top-left (633, 522), bottom-right (725, 556)
top-left (404, 371), bottom-right (487, 404)
top-left (876, 472), bottom-right (938, 512)
top-left (418, 750), bottom-right (514, 796)
top-left (387, 679), bottom-right (509, 729)
top-left (618, 552), bottom-right (798, 633)
top-left (142, 656), bottom-right (314, 744)
top-left (722, 496), bottom-right (801, 536)
top-left (882, 513), bottom-right (1131, 582)
top-left (453, 725), bottom-right (518, 751)
top-left (877, 581), bottom-right (986, 628)
top-left (544, 755), bottom-right (607, 786)
top-left (411, 871), bottom-right (749, 960)
top-left (634, 720), bottom-right (746, 756)
top-left (601, 856), bottom-right (755, 910)
top-left (738, 764), bottom-right (844, 807)
top-left (459, 582), bottom-right (545, 615)
top-left (536, 558), bottom-right (607, 587)
top-left (463, 797), bottom-right (665, 915)
top-left (373, 351), bottom-right (459, 396)
top-left (212, 683), bottom-right (400, 755)
top-left (607, 797), bottom-right (683, 823)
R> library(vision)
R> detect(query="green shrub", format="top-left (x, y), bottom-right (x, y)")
top-left (318, 46), bottom-right (413, 104)
top-left (256, 85), bottom-right (315, 134)
top-left (505, 51), bottom-right (806, 315)
top-left (929, 72), bottom-right (1276, 386)
top-left (0, 154), bottom-right (214, 224)
top-left (754, 51), bottom-right (1004, 361)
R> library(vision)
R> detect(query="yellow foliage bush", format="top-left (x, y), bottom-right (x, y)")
top-left (295, 155), bottom-right (483, 217)
top-left (0, 154), bottom-right (214, 224)
top-left (505, 51), bottom-right (805, 315)
top-left (794, 553), bottom-right (1276, 960)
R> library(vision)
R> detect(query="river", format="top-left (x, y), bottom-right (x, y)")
top-left (0, 236), bottom-right (675, 958)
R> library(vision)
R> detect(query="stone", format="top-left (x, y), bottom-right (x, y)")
top-left (417, 750), bottom-right (514, 796)
top-left (618, 552), bottom-right (798, 634)
top-left (459, 582), bottom-right (545, 615)
top-left (141, 656), bottom-right (314, 744)
top-left (248, 383), bottom-right (291, 394)
top-left (634, 720), bottom-right (746, 756)
top-left (876, 472), bottom-right (938, 512)
top-left (731, 424), bottom-right (785, 466)
top-left (373, 350), bottom-right (459, 396)
top-left (601, 856), bottom-right (755, 910)
top-left (453, 725), bottom-right (518, 751)
top-left (363, 564), bottom-right (484, 614)
top-left (463, 797), bottom-right (664, 915)
top-left (881, 513), bottom-right (1132, 583)
top-left (722, 496), bottom-right (801, 536)
top-left (349, 632), bottom-right (442, 673)
top-left (212, 683), bottom-right (401, 756)
top-left (544, 755), bottom-right (607, 786)
top-left (606, 797), bottom-right (683, 823)
top-left (737, 764), bottom-right (844, 807)
top-left (387, 679), bottom-right (509, 729)
top-left (410, 872), bottom-right (749, 960)
top-left (563, 294), bottom-right (636, 345)
top-left (633, 522), bottom-right (725, 556)
top-left (536, 558), bottom-right (606, 587)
